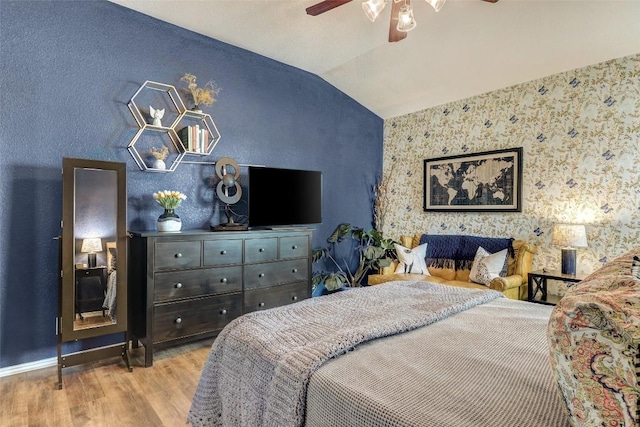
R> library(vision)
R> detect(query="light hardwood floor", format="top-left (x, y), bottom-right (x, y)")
top-left (0, 339), bottom-right (214, 427)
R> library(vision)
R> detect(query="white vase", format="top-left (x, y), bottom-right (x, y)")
top-left (157, 209), bottom-right (182, 232)
top-left (151, 159), bottom-right (166, 170)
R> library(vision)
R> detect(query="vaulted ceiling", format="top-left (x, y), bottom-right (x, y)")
top-left (110, 0), bottom-right (640, 119)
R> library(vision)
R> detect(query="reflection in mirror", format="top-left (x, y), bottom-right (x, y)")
top-left (73, 167), bottom-right (118, 331)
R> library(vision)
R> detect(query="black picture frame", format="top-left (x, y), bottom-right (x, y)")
top-left (423, 147), bottom-right (523, 212)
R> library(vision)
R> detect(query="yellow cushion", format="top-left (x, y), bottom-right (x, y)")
top-left (455, 269), bottom-right (471, 282)
top-left (429, 266), bottom-right (456, 281)
top-left (400, 235), bottom-right (415, 248)
top-left (368, 273), bottom-right (433, 285)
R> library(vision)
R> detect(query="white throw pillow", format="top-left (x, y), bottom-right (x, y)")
top-left (469, 246), bottom-right (508, 286)
top-left (394, 243), bottom-right (430, 275)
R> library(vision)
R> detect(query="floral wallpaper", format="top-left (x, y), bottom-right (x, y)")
top-left (382, 53), bottom-right (640, 295)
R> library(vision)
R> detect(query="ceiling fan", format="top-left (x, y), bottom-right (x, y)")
top-left (306, 0), bottom-right (498, 43)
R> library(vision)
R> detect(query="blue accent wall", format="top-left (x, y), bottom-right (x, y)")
top-left (0, 1), bottom-right (382, 368)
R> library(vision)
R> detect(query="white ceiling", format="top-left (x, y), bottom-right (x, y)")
top-left (110, 0), bottom-right (640, 119)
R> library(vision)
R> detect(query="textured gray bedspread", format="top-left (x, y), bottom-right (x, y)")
top-left (188, 281), bottom-right (502, 427)
top-left (306, 297), bottom-right (568, 427)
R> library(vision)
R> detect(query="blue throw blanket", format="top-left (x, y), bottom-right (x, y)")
top-left (419, 234), bottom-right (514, 271)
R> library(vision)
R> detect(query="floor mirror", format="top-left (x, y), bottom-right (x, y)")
top-left (57, 157), bottom-right (131, 389)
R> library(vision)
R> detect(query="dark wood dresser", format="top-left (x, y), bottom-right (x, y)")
top-left (128, 228), bottom-right (312, 367)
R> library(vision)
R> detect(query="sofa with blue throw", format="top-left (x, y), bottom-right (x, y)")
top-left (367, 233), bottom-right (537, 300)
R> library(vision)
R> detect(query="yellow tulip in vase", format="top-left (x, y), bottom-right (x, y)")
top-left (154, 190), bottom-right (187, 232)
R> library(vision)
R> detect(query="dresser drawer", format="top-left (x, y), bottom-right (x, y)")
top-left (279, 236), bottom-right (309, 259)
top-left (244, 282), bottom-right (309, 313)
top-left (154, 266), bottom-right (243, 303)
top-left (154, 241), bottom-right (201, 270)
top-left (244, 238), bottom-right (278, 263)
top-left (203, 239), bottom-right (243, 266)
top-left (153, 294), bottom-right (242, 343)
top-left (244, 259), bottom-right (309, 290)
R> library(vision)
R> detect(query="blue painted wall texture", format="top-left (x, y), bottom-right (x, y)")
top-left (0, 1), bottom-right (383, 368)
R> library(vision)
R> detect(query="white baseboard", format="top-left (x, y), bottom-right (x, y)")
top-left (0, 357), bottom-right (57, 378)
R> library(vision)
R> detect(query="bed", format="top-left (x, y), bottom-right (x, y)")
top-left (188, 281), bottom-right (568, 426)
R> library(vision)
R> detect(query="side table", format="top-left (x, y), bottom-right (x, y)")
top-left (528, 269), bottom-right (587, 305)
top-left (75, 266), bottom-right (107, 319)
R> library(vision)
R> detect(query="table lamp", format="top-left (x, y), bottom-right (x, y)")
top-left (551, 224), bottom-right (587, 275)
top-left (81, 238), bottom-right (102, 268)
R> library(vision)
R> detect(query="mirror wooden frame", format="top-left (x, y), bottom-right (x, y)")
top-left (58, 157), bottom-right (130, 389)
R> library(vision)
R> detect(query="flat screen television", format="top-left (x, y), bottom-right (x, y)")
top-left (248, 166), bottom-right (322, 227)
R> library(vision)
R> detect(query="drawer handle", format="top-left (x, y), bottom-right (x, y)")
top-left (220, 278), bottom-right (228, 283)
top-left (175, 317), bottom-right (182, 324)
top-left (292, 268), bottom-right (298, 273)
top-left (259, 248), bottom-right (265, 252)
top-left (220, 309), bottom-right (227, 315)
top-left (258, 302), bottom-right (265, 307)
top-left (174, 282), bottom-right (183, 289)
top-left (292, 245), bottom-right (298, 250)
top-left (175, 253), bottom-right (183, 258)
top-left (292, 296), bottom-right (298, 301)
top-left (259, 273), bottom-right (265, 278)
top-left (220, 250), bottom-right (227, 255)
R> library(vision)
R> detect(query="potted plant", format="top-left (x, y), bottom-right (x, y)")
top-left (153, 190), bottom-right (187, 232)
top-left (180, 73), bottom-right (219, 112)
top-left (312, 223), bottom-right (397, 295)
top-left (148, 145), bottom-right (169, 170)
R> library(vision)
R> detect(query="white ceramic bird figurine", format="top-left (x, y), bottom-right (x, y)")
top-left (149, 106), bottom-right (165, 127)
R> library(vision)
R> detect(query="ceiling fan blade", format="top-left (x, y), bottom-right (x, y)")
top-left (306, 0), bottom-right (353, 16)
top-left (389, 0), bottom-right (408, 43)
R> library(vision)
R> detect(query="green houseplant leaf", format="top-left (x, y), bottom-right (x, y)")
top-left (312, 223), bottom-right (398, 292)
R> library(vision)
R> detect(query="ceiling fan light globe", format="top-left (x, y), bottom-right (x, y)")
top-left (397, 4), bottom-right (417, 32)
top-left (362, 0), bottom-right (387, 22)
top-left (426, 0), bottom-right (446, 12)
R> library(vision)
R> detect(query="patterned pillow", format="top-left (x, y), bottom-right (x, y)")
top-left (469, 246), bottom-right (508, 286)
top-left (632, 255), bottom-right (640, 279)
top-left (394, 243), bottom-right (430, 275)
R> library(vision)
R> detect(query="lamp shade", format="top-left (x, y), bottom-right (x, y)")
top-left (81, 238), bottom-right (102, 254)
top-left (81, 238), bottom-right (102, 268)
top-left (397, 4), bottom-right (417, 32)
top-left (551, 224), bottom-right (588, 248)
top-left (426, 0), bottom-right (447, 12)
top-left (362, 0), bottom-right (387, 22)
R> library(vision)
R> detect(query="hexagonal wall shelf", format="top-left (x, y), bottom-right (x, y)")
top-left (126, 80), bottom-right (222, 172)
top-left (175, 110), bottom-right (222, 156)
top-left (128, 80), bottom-right (184, 130)
top-left (127, 127), bottom-right (185, 173)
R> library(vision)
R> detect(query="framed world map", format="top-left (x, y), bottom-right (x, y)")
top-left (423, 147), bottom-right (522, 212)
